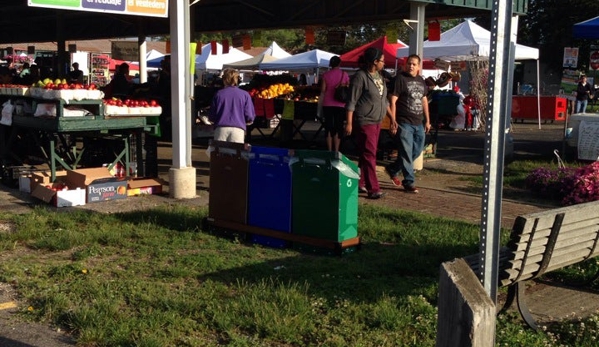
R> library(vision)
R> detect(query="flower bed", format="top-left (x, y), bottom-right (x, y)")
top-left (526, 162), bottom-right (599, 205)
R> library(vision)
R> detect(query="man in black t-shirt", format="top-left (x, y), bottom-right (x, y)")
top-left (384, 54), bottom-right (431, 193)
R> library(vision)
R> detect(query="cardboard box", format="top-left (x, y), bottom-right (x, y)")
top-left (66, 167), bottom-right (128, 203)
top-left (2, 166), bottom-right (37, 188)
top-left (18, 169), bottom-right (48, 193)
top-left (30, 171), bottom-right (86, 207)
top-left (127, 178), bottom-right (163, 196)
top-left (31, 184), bottom-right (86, 207)
top-left (18, 176), bottom-right (32, 193)
top-left (30, 171), bottom-right (68, 191)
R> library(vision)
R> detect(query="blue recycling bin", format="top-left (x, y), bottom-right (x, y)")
top-left (248, 146), bottom-right (292, 248)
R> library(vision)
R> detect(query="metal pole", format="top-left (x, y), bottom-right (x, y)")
top-left (479, 0), bottom-right (513, 303)
top-left (408, 2), bottom-right (426, 58)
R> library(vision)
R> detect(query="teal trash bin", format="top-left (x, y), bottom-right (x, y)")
top-left (208, 141), bottom-right (250, 225)
top-left (290, 150), bottom-right (360, 242)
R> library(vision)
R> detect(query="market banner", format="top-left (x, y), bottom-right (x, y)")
top-left (450, 61), bottom-right (467, 72)
top-left (434, 58), bottom-right (449, 71)
top-left (28, 0), bottom-right (168, 18)
top-left (282, 100), bottom-right (295, 121)
top-left (111, 41), bottom-right (139, 61)
top-left (563, 47), bottom-right (579, 68)
top-left (190, 42), bottom-right (196, 75)
top-left (590, 47), bottom-right (599, 70)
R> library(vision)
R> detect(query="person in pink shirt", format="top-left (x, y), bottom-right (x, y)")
top-left (319, 56), bottom-right (349, 151)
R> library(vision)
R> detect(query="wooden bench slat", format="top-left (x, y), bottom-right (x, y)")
top-left (512, 226), bottom-right (599, 251)
top-left (514, 218), bottom-right (599, 241)
top-left (517, 202), bottom-right (599, 222)
top-left (513, 234), bottom-right (598, 261)
top-left (512, 216), bottom-right (599, 240)
top-left (501, 249), bottom-right (595, 285)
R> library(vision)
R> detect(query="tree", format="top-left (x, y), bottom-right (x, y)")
top-left (518, 0), bottom-right (599, 73)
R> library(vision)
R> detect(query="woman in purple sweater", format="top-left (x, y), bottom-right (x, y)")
top-left (209, 68), bottom-right (256, 143)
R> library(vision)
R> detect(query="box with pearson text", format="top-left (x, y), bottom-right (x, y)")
top-left (66, 167), bottom-right (128, 203)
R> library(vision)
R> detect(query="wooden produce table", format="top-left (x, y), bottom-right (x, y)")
top-left (0, 96), bottom-right (156, 182)
top-left (250, 98), bottom-right (321, 142)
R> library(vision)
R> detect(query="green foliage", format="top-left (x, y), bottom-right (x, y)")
top-left (0, 204), bottom-right (597, 346)
top-left (519, 0), bottom-right (599, 72)
top-left (189, 19), bottom-right (461, 56)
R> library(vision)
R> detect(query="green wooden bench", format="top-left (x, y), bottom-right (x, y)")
top-left (464, 199), bottom-right (599, 330)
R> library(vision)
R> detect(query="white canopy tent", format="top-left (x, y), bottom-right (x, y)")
top-left (396, 20), bottom-right (539, 61)
top-left (222, 54), bottom-right (279, 70)
top-left (144, 50), bottom-right (167, 69)
top-left (195, 42), bottom-right (253, 71)
top-left (259, 49), bottom-right (337, 85)
top-left (397, 20), bottom-right (542, 128)
top-left (261, 41), bottom-right (292, 59)
top-left (259, 49), bottom-right (336, 70)
top-left (146, 49), bottom-right (165, 61)
top-left (222, 41), bottom-right (291, 70)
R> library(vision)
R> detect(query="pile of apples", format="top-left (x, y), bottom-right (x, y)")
top-left (103, 97), bottom-right (162, 115)
top-left (29, 78), bottom-right (104, 101)
top-left (44, 182), bottom-right (69, 191)
top-left (104, 98), bottom-right (159, 107)
top-left (0, 83), bottom-right (31, 96)
top-left (34, 78), bottom-right (98, 90)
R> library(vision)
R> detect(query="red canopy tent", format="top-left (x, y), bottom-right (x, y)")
top-left (340, 36), bottom-right (435, 70)
top-left (109, 58), bottom-right (139, 71)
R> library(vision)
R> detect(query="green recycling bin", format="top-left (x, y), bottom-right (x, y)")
top-left (290, 150), bottom-right (360, 242)
top-left (208, 141), bottom-right (250, 224)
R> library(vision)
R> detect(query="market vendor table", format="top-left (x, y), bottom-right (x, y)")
top-left (0, 97), bottom-right (157, 182)
top-left (250, 98), bottom-right (322, 143)
top-left (5, 115), bottom-right (149, 181)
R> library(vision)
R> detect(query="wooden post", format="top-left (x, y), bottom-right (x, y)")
top-left (436, 259), bottom-right (496, 347)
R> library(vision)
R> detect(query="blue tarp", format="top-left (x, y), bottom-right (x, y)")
top-left (147, 55), bottom-right (169, 68)
top-left (573, 16), bottom-right (599, 39)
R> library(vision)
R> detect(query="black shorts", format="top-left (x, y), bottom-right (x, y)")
top-left (322, 106), bottom-right (345, 137)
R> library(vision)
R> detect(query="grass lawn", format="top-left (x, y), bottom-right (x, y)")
top-left (1, 201), bottom-right (598, 346)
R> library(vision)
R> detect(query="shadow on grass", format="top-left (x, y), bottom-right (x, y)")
top-left (115, 205), bottom-right (480, 306)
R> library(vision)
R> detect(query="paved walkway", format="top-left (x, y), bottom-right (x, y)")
top-left (1, 121), bottom-right (564, 222)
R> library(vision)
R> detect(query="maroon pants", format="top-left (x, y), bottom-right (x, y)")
top-left (355, 123), bottom-right (381, 194)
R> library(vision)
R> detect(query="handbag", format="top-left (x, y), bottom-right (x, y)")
top-left (333, 71), bottom-right (350, 103)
